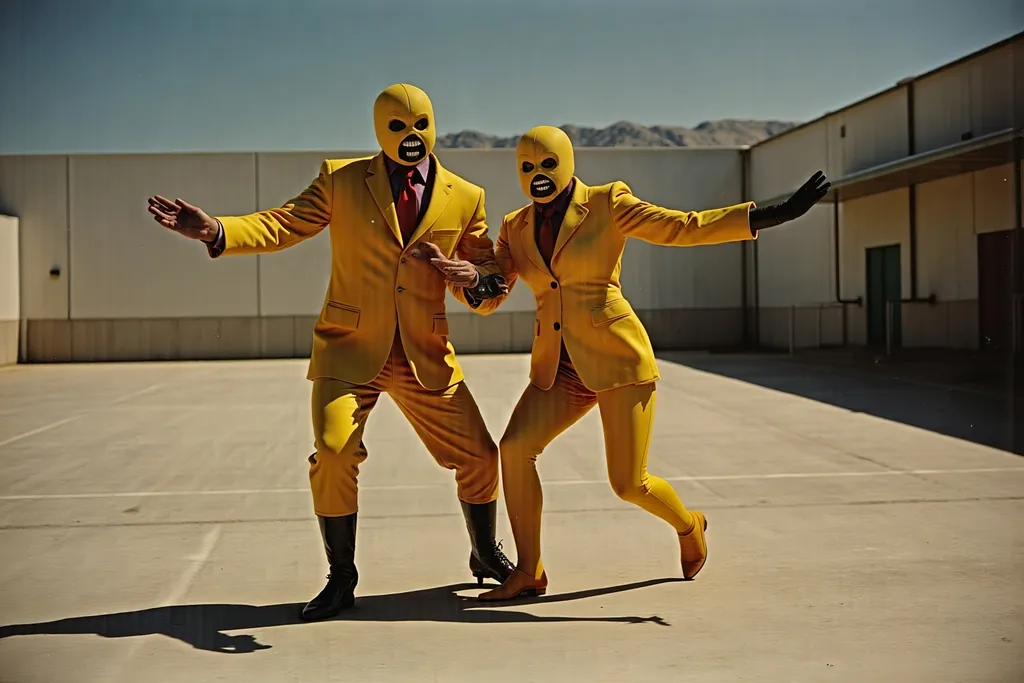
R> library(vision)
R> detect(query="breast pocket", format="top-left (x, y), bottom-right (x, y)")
top-left (425, 228), bottom-right (463, 257)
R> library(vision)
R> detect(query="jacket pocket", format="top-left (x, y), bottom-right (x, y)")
top-left (535, 318), bottom-right (541, 336)
top-left (426, 228), bottom-right (462, 256)
top-left (433, 314), bottom-right (449, 336)
top-left (590, 298), bottom-right (633, 326)
top-left (324, 301), bottom-right (361, 330)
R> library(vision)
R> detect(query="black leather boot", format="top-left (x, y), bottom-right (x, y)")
top-left (461, 501), bottom-right (514, 585)
top-left (300, 513), bottom-right (358, 621)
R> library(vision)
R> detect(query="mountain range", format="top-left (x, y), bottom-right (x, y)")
top-left (436, 119), bottom-right (799, 149)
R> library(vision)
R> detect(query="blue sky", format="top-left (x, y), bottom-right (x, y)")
top-left (1, 0), bottom-right (1020, 154)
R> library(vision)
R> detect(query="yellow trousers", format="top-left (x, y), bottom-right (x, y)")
top-left (309, 334), bottom-right (499, 516)
top-left (499, 353), bottom-right (695, 576)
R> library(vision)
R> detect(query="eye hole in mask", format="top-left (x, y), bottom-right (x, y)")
top-left (541, 157), bottom-right (557, 170)
top-left (388, 119), bottom-right (406, 132)
top-left (522, 161), bottom-right (535, 173)
top-left (414, 117), bottom-right (430, 131)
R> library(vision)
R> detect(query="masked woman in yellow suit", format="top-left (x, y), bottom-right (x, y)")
top-left (456, 125), bottom-right (829, 600)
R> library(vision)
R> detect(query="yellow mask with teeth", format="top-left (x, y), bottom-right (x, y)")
top-left (516, 125), bottom-right (575, 204)
top-left (373, 83), bottom-right (436, 167)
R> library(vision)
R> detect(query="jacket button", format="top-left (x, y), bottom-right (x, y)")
top-left (553, 322), bottom-right (561, 331)
top-left (401, 257), bottom-right (407, 264)
top-left (397, 286), bottom-right (405, 293)
top-left (550, 281), bottom-right (558, 289)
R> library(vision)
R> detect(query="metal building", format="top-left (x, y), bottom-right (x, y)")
top-left (0, 32), bottom-right (1020, 365)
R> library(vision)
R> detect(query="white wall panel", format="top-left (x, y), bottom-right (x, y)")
top-left (749, 120), bottom-right (830, 202)
top-left (0, 215), bottom-right (18, 320)
top-left (69, 154), bottom-right (259, 319)
top-left (913, 64), bottom-right (972, 154)
top-left (916, 173), bottom-right (977, 301)
top-left (840, 88), bottom-right (909, 175)
top-left (573, 148), bottom-right (747, 310)
top-left (755, 204), bottom-right (834, 308)
top-left (0, 156), bottom-right (69, 319)
top-left (968, 44), bottom-right (1015, 138)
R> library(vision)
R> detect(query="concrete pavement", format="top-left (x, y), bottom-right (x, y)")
top-left (0, 353), bottom-right (1021, 682)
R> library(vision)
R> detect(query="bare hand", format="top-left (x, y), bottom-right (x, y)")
top-left (412, 241), bottom-right (480, 287)
top-left (147, 195), bottom-right (220, 243)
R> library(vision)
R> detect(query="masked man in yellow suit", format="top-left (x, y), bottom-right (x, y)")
top-left (146, 83), bottom-right (513, 620)
top-left (447, 125), bottom-right (829, 600)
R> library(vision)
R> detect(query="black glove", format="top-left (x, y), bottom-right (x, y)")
top-left (750, 171), bottom-right (831, 231)
top-left (466, 274), bottom-right (508, 300)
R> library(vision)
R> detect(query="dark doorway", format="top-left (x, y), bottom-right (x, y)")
top-left (977, 229), bottom-right (1014, 352)
top-left (866, 244), bottom-right (902, 347)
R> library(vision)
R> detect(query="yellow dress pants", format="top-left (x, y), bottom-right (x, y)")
top-left (309, 334), bottom-right (499, 517)
top-left (499, 353), bottom-right (695, 576)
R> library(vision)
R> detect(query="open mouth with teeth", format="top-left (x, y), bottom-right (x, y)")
top-left (530, 174), bottom-right (556, 198)
top-left (398, 134), bottom-right (426, 163)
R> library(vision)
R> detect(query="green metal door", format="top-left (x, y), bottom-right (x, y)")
top-left (866, 245), bottom-right (901, 347)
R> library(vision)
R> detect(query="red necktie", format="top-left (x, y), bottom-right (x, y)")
top-left (395, 167), bottom-right (418, 243)
top-left (537, 206), bottom-right (557, 267)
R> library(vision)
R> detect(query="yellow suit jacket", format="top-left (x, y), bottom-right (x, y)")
top-left (480, 178), bottom-right (755, 392)
top-left (214, 152), bottom-right (499, 391)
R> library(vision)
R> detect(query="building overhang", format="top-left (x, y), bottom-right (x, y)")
top-left (757, 128), bottom-right (1021, 206)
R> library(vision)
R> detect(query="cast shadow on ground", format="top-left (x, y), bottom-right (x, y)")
top-left (0, 578), bottom-right (678, 654)
top-left (657, 351), bottom-right (1021, 453)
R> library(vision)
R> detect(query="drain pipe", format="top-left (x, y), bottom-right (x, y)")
top-left (833, 199), bottom-right (863, 346)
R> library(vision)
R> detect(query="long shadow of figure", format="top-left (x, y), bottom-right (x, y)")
top-left (0, 579), bottom-right (678, 654)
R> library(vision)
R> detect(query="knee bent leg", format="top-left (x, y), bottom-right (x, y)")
top-left (609, 479), bottom-right (649, 504)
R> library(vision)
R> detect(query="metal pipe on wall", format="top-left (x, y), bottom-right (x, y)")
top-left (832, 199), bottom-right (862, 347)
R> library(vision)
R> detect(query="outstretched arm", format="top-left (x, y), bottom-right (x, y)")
top-left (211, 159), bottom-right (335, 256)
top-left (609, 171), bottom-right (831, 246)
top-left (609, 181), bottom-right (756, 247)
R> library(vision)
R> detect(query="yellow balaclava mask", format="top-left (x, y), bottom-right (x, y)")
top-left (516, 125), bottom-right (575, 204)
top-left (373, 83), bottom-right (436, 166)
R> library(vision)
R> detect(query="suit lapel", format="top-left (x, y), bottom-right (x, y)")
top-left (517, 205), bottom-right (551, 276)
top-left (551, 179), bottom-right (589, 262)
top-left (365, 153), bottom-right (403, 245)
top-left (402, 156), bottom-right (450, 248)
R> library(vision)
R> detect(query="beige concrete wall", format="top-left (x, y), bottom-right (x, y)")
top-left (748, 119), bottom-right (831, 202)
top-left (838, 88), bottom-right (910, 175)
top-left (69, 154), bottom-right (260, 319)
top-left (967, 43), bottom-right (1016, 141)
top-left (0, 215), bottom-right (18, 364)
top-left (5, 147), bottom-right (751, 361)
top-left (913, 40), bottom-right (1017, 154)
top-left (0, 156), bottom-right (69, 320)
top-left (752, 203), bottom-right (843, 348)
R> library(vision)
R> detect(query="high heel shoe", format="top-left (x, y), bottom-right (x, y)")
top-left (678, 510), bottom-right (708, 580)
top-left (477, 566), bottom-right (548, 601)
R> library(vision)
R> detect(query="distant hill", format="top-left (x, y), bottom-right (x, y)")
top-left (436, 119), bottom-right (799, 149)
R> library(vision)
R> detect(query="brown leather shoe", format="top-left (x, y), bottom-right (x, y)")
top-left (477, 567), bottom-right (549, 601)
top-left (678, 511), bottom-right (708, 580)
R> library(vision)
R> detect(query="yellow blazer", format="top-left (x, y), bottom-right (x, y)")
top-left (481, 178), bottom-right (755, 392)
top-left (215, 152), bottom-right (499, 391)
